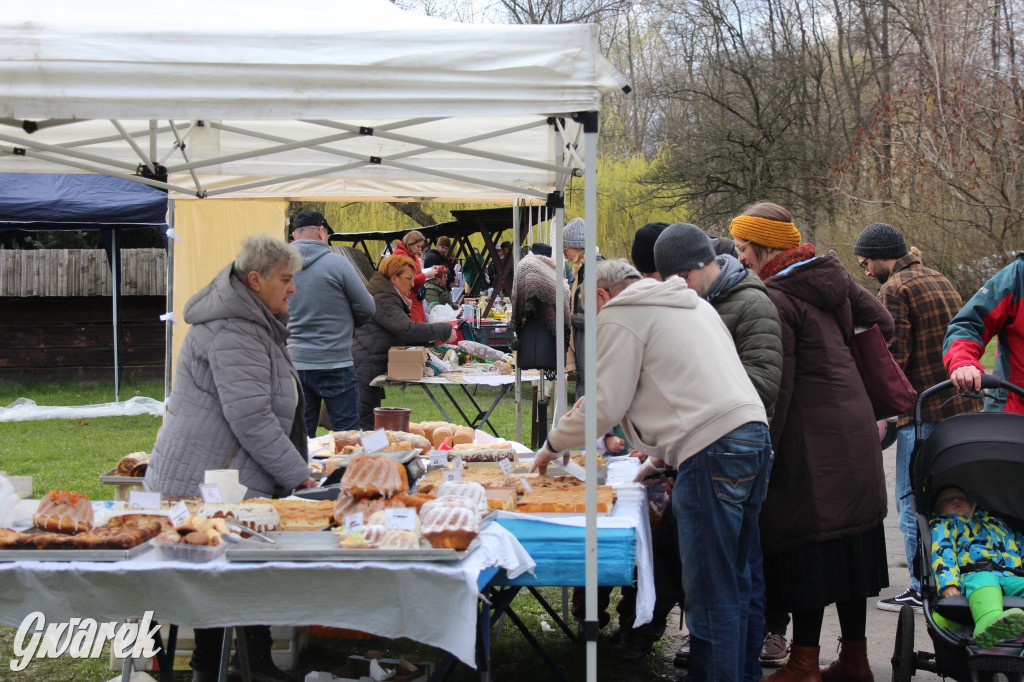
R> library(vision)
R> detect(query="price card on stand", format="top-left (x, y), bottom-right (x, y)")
top-left (451, 454), bottom-right (463, 470)
top-left (519, 476), bottom-right (534, 493)
top-left (385, 508), bottom-right (417, 530)
top-left (563, 461), bottom-right (587, 481)
top-left (443, 469), bottom-right (463, 483)
top-left (199, 484), bottom-right (223, 504)
top-left (344, 512), bottom-right (364, 535)
top-left (167, 501), bottom-right (190, 527)
top-left (128, 490), bottom-right (161, 510)
top-left (498, 458), bottom-right (514, 482)
top-left (428, 451), bottom-right (448, 468)
top-left (361, 428), bottom-right (390, 453)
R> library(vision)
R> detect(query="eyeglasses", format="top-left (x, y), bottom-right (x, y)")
top-left (679, 270), bottom-right (692, 279)
top-left (398, 274), bottom-right (414, 281)
top-left (857, 258), bottom-right (870, 271)
top-left (734, 240), bottom-right (750, 253)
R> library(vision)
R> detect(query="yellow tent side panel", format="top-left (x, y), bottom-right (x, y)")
top-left (170, 199), bottom-right (289, 378)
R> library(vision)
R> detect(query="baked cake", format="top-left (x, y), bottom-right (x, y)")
top-left (340, 454), bottom-right (409, 499)
top-left (196, 503), bottom-right (281, 533)
top-left (420, 500), bottom-right (480, 550)
top-left (33, 489), bottom-right (94, 534)
top-left (435, 481), bottom-right (490, 519)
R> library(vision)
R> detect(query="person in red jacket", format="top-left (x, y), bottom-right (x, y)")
top-left (392, 230), bottom-right (443, 323)
top-left (944, 252), bottom-right (1024, 414)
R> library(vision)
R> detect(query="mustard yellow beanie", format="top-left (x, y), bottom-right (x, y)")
top-left (729, 215), bottom-right (801, 249)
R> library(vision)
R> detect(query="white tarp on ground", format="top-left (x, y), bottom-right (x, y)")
top-left (0, 0), bottom-right (624, 201)
top-left (0, 397), bottom-right (164, 422)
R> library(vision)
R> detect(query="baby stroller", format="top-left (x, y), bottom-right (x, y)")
top-left (892, 376), bottom-right (1024, 681)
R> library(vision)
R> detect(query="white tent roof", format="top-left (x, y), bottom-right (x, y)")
top-left (0, 0), bottom-right (625, 200)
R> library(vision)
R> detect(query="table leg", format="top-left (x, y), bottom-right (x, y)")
top-left (452, 384), bottom-right (509, 436)
top-left (499, 599), bottom-right (570, 682)
top-left (217, 628), bottom-right (233, 682)
top-left (437, 383), bottom-right (476, 427)
top-left (527, 586), bottom-right (578, 642)
top-left (236, 627), bottom-right (251, 682)
top-left (418, 384), bottom-right (454, 423)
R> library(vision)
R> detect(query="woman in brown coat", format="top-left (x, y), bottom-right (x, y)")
top-left (731, 202), bottom-right (893, 681)
top-left (352, 255), bottom-right (455, 430)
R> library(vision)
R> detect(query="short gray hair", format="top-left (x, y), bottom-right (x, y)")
top-left (236, 234), bottom-right (302, 278)
top-left (595, 259), bottom-right (642, 291)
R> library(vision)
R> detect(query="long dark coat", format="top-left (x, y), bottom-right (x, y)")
top-left (761, 254), bottom-right (895, 551)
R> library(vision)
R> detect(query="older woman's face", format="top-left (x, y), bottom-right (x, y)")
top-left (408, 238), bottom-right (425, 257)
top-left (390, 267), bottom-right (416, 296)
top-left (249, 264), bottom-right (296, 315)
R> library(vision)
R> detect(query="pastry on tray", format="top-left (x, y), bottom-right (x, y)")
top-left (515, 486), bottom-right (617, 514)
top-left (340, 454), bottom-right (410, 499)
top-left (195, 503), bottom-right (281, 533)
top-left (420, 499), bottom-right (480, 550)
top-left (246, 499), bottom-right (336, 531)
top-left (116, 452), bottom-right (149, 476)
top-left (0, 521), bottom-right (161, 550)
top-left (417, 468), bottom-right (526, 496)
top-left (333, 495), bottom-right (405, 522)
top-left (434, 481), bottom-right (490, 519)
top-left (33, 489), bottom-right (94, 534)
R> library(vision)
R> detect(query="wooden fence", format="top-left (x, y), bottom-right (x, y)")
top-left (0, 248), bottom-right (166, 297)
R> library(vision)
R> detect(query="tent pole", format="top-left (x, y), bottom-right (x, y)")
top-left (111, 227), bottom-right (120, 403)
top-left (164, 200), bottom-right (176, 404)
top-left (513, 198), bottom-right (522, 446)
top-left (582, 115), bottom-right (599, 682)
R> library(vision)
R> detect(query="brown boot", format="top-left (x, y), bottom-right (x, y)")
top-left (760, 645), bottom-right (822, 682)
top-left (819, 638), bottom-right (873, 682)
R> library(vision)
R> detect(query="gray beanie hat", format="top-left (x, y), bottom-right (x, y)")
top-left (654, 223), bottom-right (716, 279)
top-left (563, 217), bottom-right (586, 249)
top-left (853, 222), bottom-right (908, 259)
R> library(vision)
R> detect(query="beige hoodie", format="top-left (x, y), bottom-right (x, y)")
top-left (547, 277), bottom-right (767, 469)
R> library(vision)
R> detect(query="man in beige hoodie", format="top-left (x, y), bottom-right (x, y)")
top-left (532, 259), bottom-right (771, 682)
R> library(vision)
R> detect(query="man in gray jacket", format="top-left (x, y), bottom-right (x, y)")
top-left (288, 211), bottom-right (376, 435)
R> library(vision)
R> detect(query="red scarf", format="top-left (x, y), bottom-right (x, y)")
top-left (760, 243), bottom-right (817, 280)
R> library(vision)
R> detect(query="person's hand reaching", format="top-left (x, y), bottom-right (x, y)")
top-left (530, 440), bottom-right (569, 475)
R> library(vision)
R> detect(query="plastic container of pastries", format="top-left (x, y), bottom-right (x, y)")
top-left (153, 540), bottom-right (228, 563)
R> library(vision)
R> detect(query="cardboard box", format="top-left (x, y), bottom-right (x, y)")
top-left (387, 346), bottom-right (429, 380)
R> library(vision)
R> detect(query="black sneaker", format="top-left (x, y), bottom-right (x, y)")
top-left (876, 588), bottom-right (923, 613)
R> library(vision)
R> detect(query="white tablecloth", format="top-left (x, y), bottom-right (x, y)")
top-left (371, 369), bottom-right (545, 388)
top-left (0, 523), bottom-right (534, 668)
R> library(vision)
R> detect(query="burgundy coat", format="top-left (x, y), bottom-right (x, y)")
top-left (761, 254), bottom-right (894, 552)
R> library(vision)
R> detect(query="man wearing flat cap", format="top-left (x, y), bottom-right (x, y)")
top-left (852, 221), bottom-right (972, 612)
top-left (287, 210), bottom-right (375, 435)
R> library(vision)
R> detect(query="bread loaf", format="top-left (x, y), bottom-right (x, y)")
top-left (430, 426), bottom-right (454, 449)
top-left (386, 430), bottom-right (431, 451)
top-left (330, 430), bottom-right (363, 454)
top-left (452, 426), bottom-right (475, 445)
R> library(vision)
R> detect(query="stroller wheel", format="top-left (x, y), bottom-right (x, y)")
top-left (891, 604), bottom-right (916, 682)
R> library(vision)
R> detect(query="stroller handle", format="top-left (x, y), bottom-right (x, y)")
top-left (915, 376), bottom-right (1024, 440)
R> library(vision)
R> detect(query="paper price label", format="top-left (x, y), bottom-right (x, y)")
top-left (361, 428), bottom-right (390, 453)
top-left (128, 490), bottom-right (161, 510)
top-left (443, 469), bottom-right (463, 483)
top-left (199, 484), bottom-right (223, 504)
top-left (498, 458), bottom-right (514, 476)
top-left (429, 451), bottom-right (448, 468)
top-left (385, 507), bottom-right (417, 530)
top-left (519, 476), bottom-right (534, 493)
top-left (344, 512), bottom-right (364, 535)
top-left (451, 454), bottom-right (463, 470)
top-left (167, 501), bottom-right (190, 527)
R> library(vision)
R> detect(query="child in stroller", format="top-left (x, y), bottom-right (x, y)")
top-left (930, 486), bottom-right (1024, 647)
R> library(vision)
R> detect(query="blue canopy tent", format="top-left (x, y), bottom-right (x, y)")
top-left (0, 173), bottom-right (169, 398)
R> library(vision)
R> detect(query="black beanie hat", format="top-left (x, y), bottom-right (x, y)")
top-left (654, 223), bottom-right (716, 279)
top-left (630, 222), bottom-right (670, 274)
top-left (853, 222), bottom-right (908, 259)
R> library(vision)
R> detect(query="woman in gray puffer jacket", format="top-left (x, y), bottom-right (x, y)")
top-left (353, 254), bottom-right (455, 430)
top-left (147, 234), bottom-right (315, 500)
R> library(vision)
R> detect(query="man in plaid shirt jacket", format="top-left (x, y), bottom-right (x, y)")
top-left (853, 222), bottom-right (974, 612)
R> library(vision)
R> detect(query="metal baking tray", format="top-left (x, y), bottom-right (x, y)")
top-left (225, 531), bottom-right (478, 562)
top-left (98, 469), bottom-right (146, 486)
top-left (0, 539), bottom-right (154, 562)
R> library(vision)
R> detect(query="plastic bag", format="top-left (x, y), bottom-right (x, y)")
top-left (428, 304), bottom-right (460, 323)
top-left (458, 340), bottom-right (513, 363)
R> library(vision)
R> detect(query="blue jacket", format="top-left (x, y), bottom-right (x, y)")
top-left (930, 506), bottom-right (1024, 591)
top-left (287, 240), bottom-right (375, 367)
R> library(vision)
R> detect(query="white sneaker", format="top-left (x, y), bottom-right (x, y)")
top-left (876, 587), bottom-right (923, 613)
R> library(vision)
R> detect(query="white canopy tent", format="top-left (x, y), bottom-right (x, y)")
top-left (0, 0), bottom-right (626, 676)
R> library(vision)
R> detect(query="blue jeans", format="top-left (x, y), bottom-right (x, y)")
top-left (673, 421), bottom-right (772, 682)
top-left (896, 423), bottom-right (932, 592)
top-left (298, 366), bottom-right (360, 436)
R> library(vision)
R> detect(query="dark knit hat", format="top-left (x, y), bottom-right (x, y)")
top-left (630, 222), bottom-right (669, 274)
top-left (531, 242), bottom-right (552, 257)
top-left (853, 222), bottom-right (907, 259)
top-left (654, 223), bottom-right (716, 279)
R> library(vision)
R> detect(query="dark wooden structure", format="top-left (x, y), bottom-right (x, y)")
top-left (0, 296), bottom-right (166, 383)
top-left (328, 206), bottom-right (539, 316)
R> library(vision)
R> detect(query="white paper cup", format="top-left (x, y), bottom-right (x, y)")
top-left (204, 469), bottom-right (239, 488)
